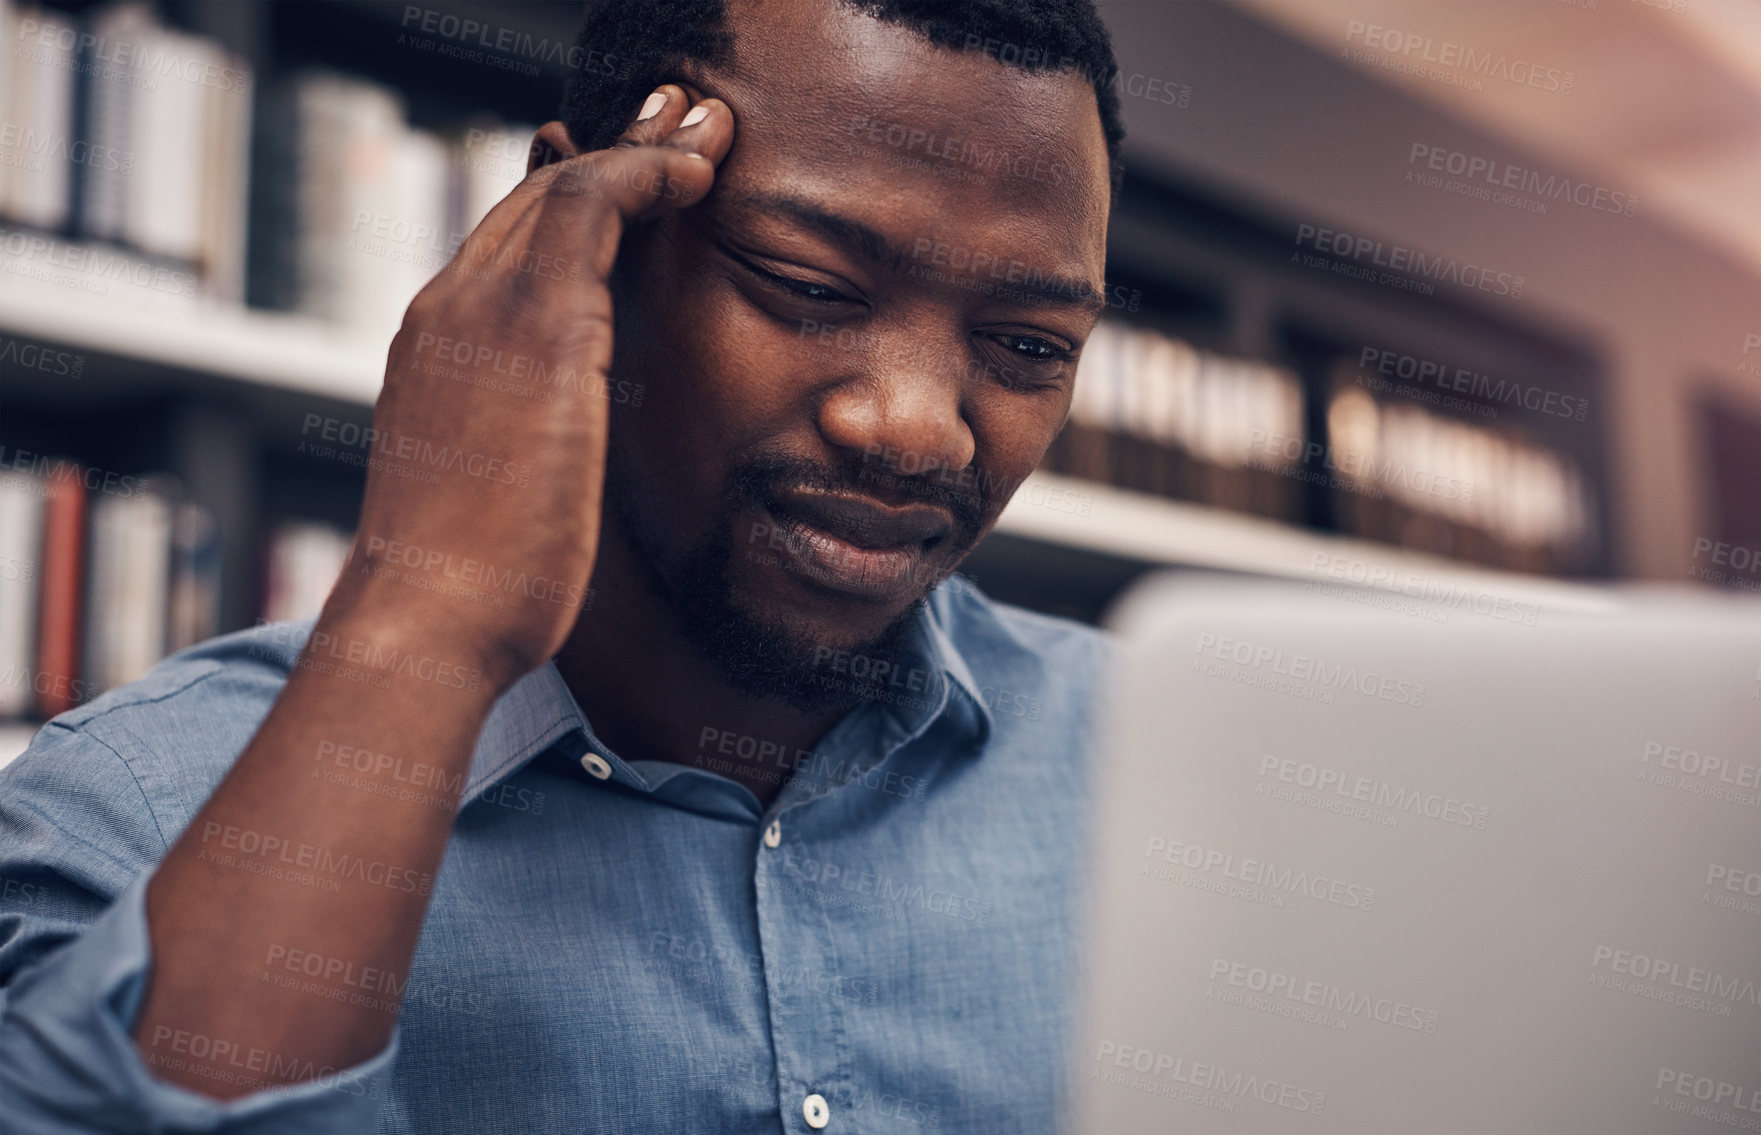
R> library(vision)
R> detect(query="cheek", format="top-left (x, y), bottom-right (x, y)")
top-left (966, 391), bottom-right (1069, 503)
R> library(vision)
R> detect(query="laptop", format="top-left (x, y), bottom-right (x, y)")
top-left (1072, 571), bottom-right (1761, 1134)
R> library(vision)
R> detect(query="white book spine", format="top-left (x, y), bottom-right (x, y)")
top-left (0, 469), bottom-right (44, 716)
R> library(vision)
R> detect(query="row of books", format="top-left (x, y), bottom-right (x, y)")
top-left (0, 0), bottom-right (532, 333)
top-left (0, 1), bottom-right (251, 301)
top-left (0, 460), bottom-right (353, 721)
top-left (1049, 318), bottom-right (1596, 570)
top-left (1048, 318), bottom-right (1307, 521)
top-left (252, 71), bottom-right (534, 339)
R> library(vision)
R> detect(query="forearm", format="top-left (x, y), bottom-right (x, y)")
top-left (132, 602), bottom-right (506, 1100)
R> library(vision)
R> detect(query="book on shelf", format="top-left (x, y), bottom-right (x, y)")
top-left (1045, 316), bottom-right (1306, 523)
top-left (0, 469), bottom-right (44, 716)
top-left (261, 520), bottom-right (352, 625)
top-left (0, 2), bottom-right (76, 232)
top-left (0, 459), bottom-right (224, 720)
top-left (0, 0), bottom-right (251, 304)
top-left (31, 461), bottom-right (84, 718)
top-left (253, 70), bottom-right (533, 341)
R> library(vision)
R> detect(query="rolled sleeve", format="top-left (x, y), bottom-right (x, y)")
top-left (1, 705), bottom-right (395, 1133)
top-left (0, 868), bottom-right (397, 1134)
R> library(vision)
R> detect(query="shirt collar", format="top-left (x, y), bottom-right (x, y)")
top-left (456, 587), bottom-right (995, 809)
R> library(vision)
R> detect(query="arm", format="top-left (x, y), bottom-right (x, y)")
top-left (0, 90), bottom-right (734, 1126)
top-left (132, 87), bottom-right (733, 1099)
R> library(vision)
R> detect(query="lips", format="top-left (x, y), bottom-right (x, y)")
top-left (772, 490), bottom-right (953, 549)
top-left (758, 490), bottom-right (954, 600)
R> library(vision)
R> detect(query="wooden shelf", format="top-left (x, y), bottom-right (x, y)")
top-left (0, 276), bottom-right (385, 406)
top-left (994, 471), bottom-right (1615, 613)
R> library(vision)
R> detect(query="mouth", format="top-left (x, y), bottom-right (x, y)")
top-left (752, 490), bottom-right (955, 601)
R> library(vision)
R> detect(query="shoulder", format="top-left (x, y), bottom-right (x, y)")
top-left (3, 621), bottom-right (314, 864)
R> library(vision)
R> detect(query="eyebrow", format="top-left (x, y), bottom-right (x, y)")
top-left (725, 189), bottom-right (1108, 317)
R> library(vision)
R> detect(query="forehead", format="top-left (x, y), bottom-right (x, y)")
top-left (689, 0), bottom-right (1111, 278)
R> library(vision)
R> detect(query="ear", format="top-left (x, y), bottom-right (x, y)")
top-left (527, 121), bottom-right (579, 175)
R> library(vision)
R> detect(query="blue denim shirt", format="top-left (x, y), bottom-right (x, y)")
top-left (0, 575), bottom-right (1108, 1133)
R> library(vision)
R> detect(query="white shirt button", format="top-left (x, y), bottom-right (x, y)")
top-left (580, 752), bottom-right (612, 780)
top-left (763, 819), bottom-right (782, 848)
top-left (802, 1093), bottom-right (829, 1129)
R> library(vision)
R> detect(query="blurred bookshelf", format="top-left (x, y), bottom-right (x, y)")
top-left (1, 0), bottom-right (1619, 739)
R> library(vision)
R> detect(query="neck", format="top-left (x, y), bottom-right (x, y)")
top-left (553, 521), bottom-right (849, 811)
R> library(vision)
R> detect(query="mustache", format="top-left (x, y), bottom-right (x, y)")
top-left (730, 452), bottom-right (990, 545)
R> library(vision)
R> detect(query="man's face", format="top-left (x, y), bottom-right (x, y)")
top-left (602, 0), bottom-right (1111, 706)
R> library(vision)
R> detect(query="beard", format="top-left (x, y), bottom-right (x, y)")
top-left (605, 450), bottom-right (986, 713)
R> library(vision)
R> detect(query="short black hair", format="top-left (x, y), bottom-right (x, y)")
top-left (560, 0), bottom-right (1126, 198)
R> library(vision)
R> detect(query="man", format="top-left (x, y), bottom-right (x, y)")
top-left (0, 0), bottom-right (1124, 1129)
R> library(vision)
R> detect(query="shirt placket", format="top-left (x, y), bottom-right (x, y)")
top-left (752, 684), bottom-right (953, 1132)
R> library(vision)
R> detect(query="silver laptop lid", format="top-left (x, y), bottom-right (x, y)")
top-left (1074, 573), bottom-right (1761, 1134)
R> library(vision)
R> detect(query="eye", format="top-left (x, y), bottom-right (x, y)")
top-left (765, 271), bottom-right (852, 305)
top-left (992, 334), bottom-right (1075, 363)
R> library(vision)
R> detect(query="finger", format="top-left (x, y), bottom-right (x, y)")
top-left (528, 145), bottom-right (717, 280)
top-left (653, 96), bottom-right (733, 166)
top-left (616, 84), bottom-right (690, 149)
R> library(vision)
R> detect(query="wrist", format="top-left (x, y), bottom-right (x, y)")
top-left (315, 568), bottom-right (534, 698)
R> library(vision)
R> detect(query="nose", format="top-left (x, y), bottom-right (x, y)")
top-left (816, 344), bottom-right (976, 486)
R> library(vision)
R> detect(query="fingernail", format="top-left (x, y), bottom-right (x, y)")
top-left (636, 90), bottom-right (666, 121)
top-left (678, 105), bottom-right (709, 128)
